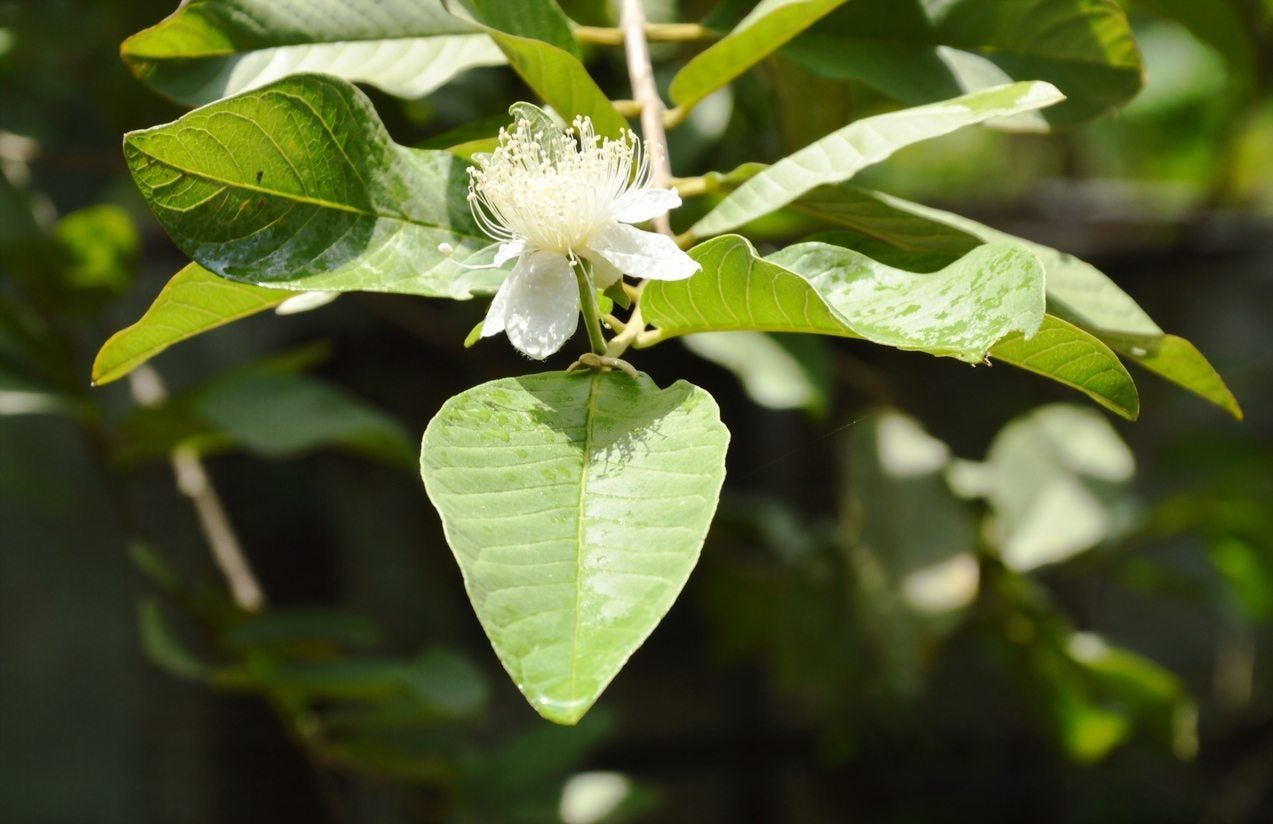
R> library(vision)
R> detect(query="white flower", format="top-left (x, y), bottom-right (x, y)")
top-left (466, 116), bottom-right (699, 359)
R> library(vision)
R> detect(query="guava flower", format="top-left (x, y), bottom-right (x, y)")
top-left (466, 116), bottom-right (699, 359)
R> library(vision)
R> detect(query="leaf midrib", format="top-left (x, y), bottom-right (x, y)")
top-left (126, 139), bottom-right (487, 240)
top-left (569, 372), bottom-right (600, 702)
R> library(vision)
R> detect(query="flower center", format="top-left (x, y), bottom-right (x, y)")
top-left (468, 117), bottom-right (651, 256)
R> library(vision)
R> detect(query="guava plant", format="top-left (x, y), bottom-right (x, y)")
top-left (95, 0), bottom-right (1241, 725)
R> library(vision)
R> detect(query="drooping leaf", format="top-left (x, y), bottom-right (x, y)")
top-left (465, 12), bottom-right (627, 137)
top-left (669, 0), bottom-right (849, 112)
top-left (92, 264), bottom-right (288, 386)
top-left (769, 240), bottom-right (1045, 363)
top-left (462, 0), bottom-right (580, 56)
top-left (649, 235), bottom-right (1048, 364)
top-left (121, 0), bottom-right (507, 107)
top-left (124, 74), bottom-right (505, 298)
top-left (784, 187), bottom-right (1241, 417)
top-left (989, 316), bottom-right (1141, 421)
top-left (420, 371), bottom-right (729, 724)
top-left (1115, 335), bottom-right (1243, 420)
top-left (690, 81), bottom-right (1065, 238)
top-left (782, 0), bottom-right (1144, 129)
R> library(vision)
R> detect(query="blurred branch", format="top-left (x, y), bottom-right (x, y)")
top-left (129, 365), bottom-right (267, 612)
top-left (621, 0), bottom-right (674, 236)
top-left (575, 23), bottom-right (714, 45)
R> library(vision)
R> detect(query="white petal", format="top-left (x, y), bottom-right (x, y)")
top-left (588, 254), bottom-right (624, 289)
top-left (612, 187), bottom-right (681, 224)
top-left (482, 251), bottom-right (579, 360)
top-left (588, 223), bottom-right (700, 282)
top-left (495, 240), bottom-right (525, 266)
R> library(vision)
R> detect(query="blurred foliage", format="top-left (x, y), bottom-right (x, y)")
top-left (1, 0), bottom-right (1272, 821)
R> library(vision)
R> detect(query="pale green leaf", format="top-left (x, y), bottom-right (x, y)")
top-left (982, 404), bottom-right (1136, 571)
top-left (121, 0), bottom-right (506, 106)
top-left (92, 264), bottom-right (288, 386)
top-left (845, 412), bottom-right (978, 688)
top-left (783, 0), bottom-right (1144, 129)
top-left (669, 0), bottom-right (848, 111)
top-left (690, 81), bottom-right (1065, 237)
top-left (683, 331), bottom-right (826, 413)
top-left (124, 74), bottom-right (505, 298)
top-left (769, 239), bottom-right (1045, 362)
top-left (1115, 335), bottom-right (1243, 421)
top-left (420, 371), bottom-right (729, 724)
top-left (989, 316), bottom-right (1141, 421)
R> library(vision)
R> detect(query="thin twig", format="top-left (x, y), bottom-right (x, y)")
top-left (129, 365), bottom-right (267, 612)
top-left (621, 0), bottom-right (675, 236)
top-left (575, 23), bottom-right (715, 46)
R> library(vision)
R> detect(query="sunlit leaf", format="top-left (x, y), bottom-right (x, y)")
top-left (1116, 335), bottom-right (1243, 420)
top-left (421, 371), bottom-right (729, 724)
top-left (124, 74), bottom-right (505, 298)
top-left (690, 82), bottom-right (1064, 238)
top-left (121, 0), bottom-right (506, 106)
top-left (669, 0), bottom-right (848, 112)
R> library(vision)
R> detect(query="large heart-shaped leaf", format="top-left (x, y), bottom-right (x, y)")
top-left (782, 0), bottom-right (1144, 129)
top-left (669, 0), bottom-right (848, 113)
top-left (420, 371), bottom-right (729, 724)
top-left (122, 0), bottom-right (506, 106)
top-left (644, 236), bottom-right (1137, 415)
top-left (689, 81), bottom-right (1064, 238)
top-left (124, 74), bottom-right (505, 297)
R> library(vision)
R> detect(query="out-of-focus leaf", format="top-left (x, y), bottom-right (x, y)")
top-left (683, 331), bottom-right (827, 414)
top-left (690, 81), bottom-right (1064, 238)
top-left (783, 0), bottom-right (1144, 129)
top-left (844, 412), bottom-right (978, 690)
top-left (1132, 0), bottom-right (1258, 81)
top-left (92, 265), bottom-right (289, 387)
top-left (124, 74), bottom-right (505, 298)
top-left (138, 598), bottom-right (213, 680)
top-left (121, 0), bottom-right (506, 106)
top-left (1210, 536), bottom-right (1273, 623)
top-left (421, 372), bottom-right (729, 724)
top-left (221, 608), bottom-right (381, 653)
top-left (192, 369), bottom-right (417, 469)
top-left (980, 404), bottom-right (1137, 571)
top-left (52, 205), bottom-right (138, 294)
top-left (669, 0), bottom-right (849, 112)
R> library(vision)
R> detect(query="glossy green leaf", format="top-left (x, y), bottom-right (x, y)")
top-left (783, 0), bottom-right (1144, 129)
top-left (669, 0), bottom-right (848, 111)
top-left (469, 16), bottom-right (626, 137)
top-left (769, 240), bottom-right (1045, 362)
top-left (989, 316), bottom-right (1141, 421)
top-left (124, 74), bottom-right (505, 298)
top-left (1116, 335), bottom-right (1243, 420)
top-left (92, 264), bottom-right (288, 386)
top-left (121, 0), bottom-right (506, 106)
top-left (690, 81), bottom-right (1065, 238)
top-left (784, 187), bottom-right (1240, 417)
top-left (463, 0), bottom-right (579, 56)
top-left (647, 234), bottom-right (1045, 362)
top-left (421, 371), bottom-right (729, 724)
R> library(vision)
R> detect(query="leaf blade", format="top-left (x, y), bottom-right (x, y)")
top-left (690, 81), bottom-right (1065, 237)
top-left (420, 371), bottom-right (729, 724)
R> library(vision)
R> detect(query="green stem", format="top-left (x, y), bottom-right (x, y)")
top-left (574, 260), bottom-right (608, 356)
